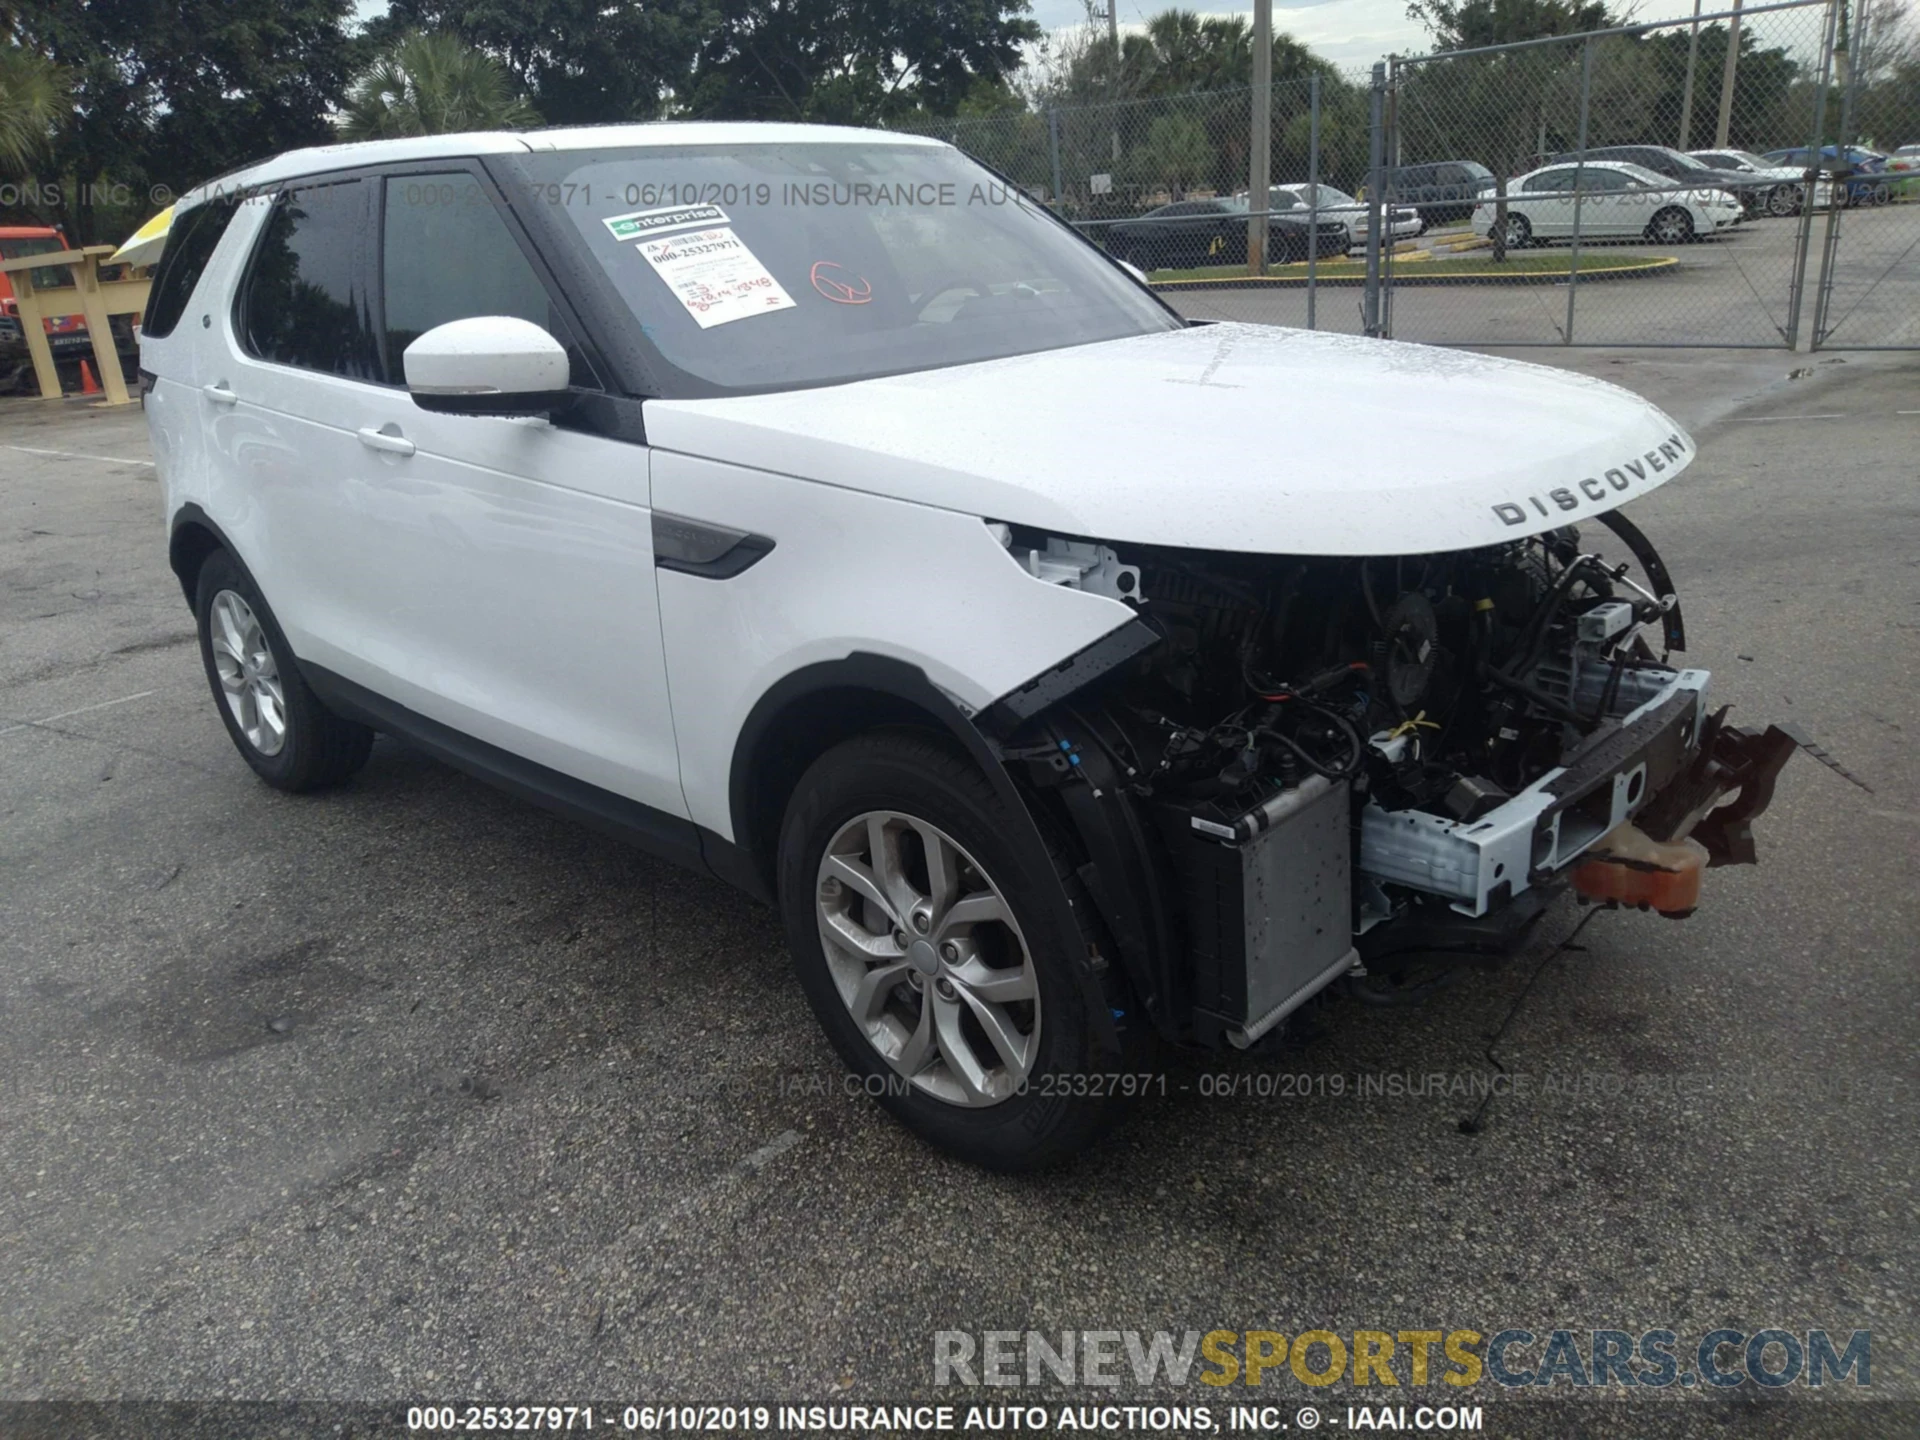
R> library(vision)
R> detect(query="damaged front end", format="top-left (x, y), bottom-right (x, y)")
top-left (979, 520), bottom-right (1796, 1050)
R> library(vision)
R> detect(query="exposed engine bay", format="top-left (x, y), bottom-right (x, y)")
top-left (984, 524), bottom-right (1797, 1049)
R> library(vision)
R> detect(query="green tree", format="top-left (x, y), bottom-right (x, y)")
top-left (338, 31), bottom-right (539, 139)
top-left (684, 0), bottom-right (1040, 123)
top-left (1850, 0), bottom-right (1920, 150)
top-left (0, 42), bottom-right (66, 174)
top-left (369, 0), bottom-right (706, 123)
top-left (5, 0), bottom-right (359, 241)
top-left (1404, 0), bottom-right (1616, 50)
top-left (1132, 110), bottom-right (1212, 196)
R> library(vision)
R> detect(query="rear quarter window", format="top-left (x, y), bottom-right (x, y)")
top-left (142, 198), bottom-right (240, 340)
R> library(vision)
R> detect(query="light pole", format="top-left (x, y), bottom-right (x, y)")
top-left (1714, 0), bottom-right (1745, 148)
top-left (1677, 0), bottom-right (1704, 149)
top-left (1249, 0), bottom-right (1272, 273)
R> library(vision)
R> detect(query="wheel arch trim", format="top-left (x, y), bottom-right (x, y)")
top-left (725, 652), bottom-right (1130, 1053)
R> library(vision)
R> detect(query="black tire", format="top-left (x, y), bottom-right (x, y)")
top-left (1646, 206), bottom-right (1695, 245)
top-left (194, 549), bottom-right (373, 792)
top-left (777, 728), bottom-right (1134, 1171)
top-left (1765, 183), bottom-right (1800, 218)
top-left (1500, 213), bottom-right (1533, 250)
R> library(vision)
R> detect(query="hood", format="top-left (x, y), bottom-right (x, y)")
top-left (643, 322), bottom-right (1695, 557)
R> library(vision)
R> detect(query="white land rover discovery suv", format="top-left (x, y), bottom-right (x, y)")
top-left (143, 124), bottom-right (1794, 1170)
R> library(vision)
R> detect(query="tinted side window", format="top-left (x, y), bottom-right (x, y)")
top-left (380, 173), bottom-right (593, 387)
top-left (143, 197), bottom-right (239, 339)
top-left (238, 182), bottom-right (380, 380)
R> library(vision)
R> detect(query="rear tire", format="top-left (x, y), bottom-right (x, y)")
top-left (1765, 184), bottom-right (1799, 218)
top-left (1646, 206), bottom-right (1695, 245)
top-left (777, 729), bottom-right (1132, 1171)
top-left (194, 549), bottom-right (373, 792)
top-left (1500, 213), bottom-right (1533, 250)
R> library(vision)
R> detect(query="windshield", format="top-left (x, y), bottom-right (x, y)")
top-left (1728, 151), bottom-right (1771, 168)
top-left (498, 141), bottom-right (1178, 397)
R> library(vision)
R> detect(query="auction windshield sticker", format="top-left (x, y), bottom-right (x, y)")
top-left (602, 202), bottom-right (730, 241)
top-left (635, 226), bottom-right (796, 329)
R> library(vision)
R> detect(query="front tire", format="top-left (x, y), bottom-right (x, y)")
top-left (777, 730), bottom-right (1130, 1170)
top-left (1766, 183), bottom-right (1800, 217)
top-left (194, 549), bottom-right (373, 792)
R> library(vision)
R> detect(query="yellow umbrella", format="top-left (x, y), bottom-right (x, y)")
top-left (110, 204), bottom-right (175, 268)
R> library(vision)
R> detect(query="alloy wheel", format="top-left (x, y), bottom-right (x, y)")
top-left (209, 589), bottom-right (287, 756)
top-left (1649, 208), bottom-right (1693, 245)
top-left (815, 810), bottom-right (1040, 1107)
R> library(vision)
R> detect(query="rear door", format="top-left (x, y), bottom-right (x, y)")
top-left (1521, 168), bottom-right (1575, 236)
top-left (207, 177), bottom-right (386, 662)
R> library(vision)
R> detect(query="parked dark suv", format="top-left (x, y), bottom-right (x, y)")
top-left (1381, 161), bottom-right (1495, 227)
top-left (1545, 145), bottom-right (1765, 216)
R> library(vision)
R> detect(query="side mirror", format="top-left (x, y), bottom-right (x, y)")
top-left (403, 316), bottom-right (570, 418)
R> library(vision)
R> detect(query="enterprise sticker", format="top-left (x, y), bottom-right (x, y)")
top-left (637, 226), bottom-right (796, 329)
top-left (603, 203), bottom-right (730, 241)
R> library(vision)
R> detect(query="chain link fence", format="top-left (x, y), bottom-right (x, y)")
top-left (1387, 0), bottom-right (1850, 347)
top-left (892, 69), bottom-right (1386, 335)
top-left (1809, 0), bottom-right (1920, 347)
top-left (888, 0), bottom-right (1918, 350)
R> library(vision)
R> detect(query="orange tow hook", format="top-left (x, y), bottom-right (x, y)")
top-left (1570, 821), bottom-right (1709, 918)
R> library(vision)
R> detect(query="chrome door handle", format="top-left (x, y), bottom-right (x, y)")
top-left (202, 382), bottom-right (238, 405)
top-left (356, 426), bottom-right (415, 457)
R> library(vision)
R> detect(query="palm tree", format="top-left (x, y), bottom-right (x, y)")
top-left (0, 43), bottom-right (68, 173)
top-left (337, 32), bottom-right (539, 141)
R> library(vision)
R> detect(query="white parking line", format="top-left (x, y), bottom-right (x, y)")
top-left (1727, 414), bottom-right (1848, 422)
top-left (2, 443), bottom-right (154, 466)
top-left (0, 690), bottom-right (157, 738)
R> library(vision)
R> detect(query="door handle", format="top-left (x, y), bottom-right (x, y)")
top-left (356, 426), bottom-right (415, 457)
top-left (202, 382), bottom-right (238, 405)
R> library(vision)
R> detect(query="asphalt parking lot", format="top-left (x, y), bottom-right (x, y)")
top-left (2, 351), bottom-right (1917, 1435)
top-left (1170, 204), bottom-right (1920, 350)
